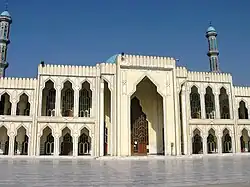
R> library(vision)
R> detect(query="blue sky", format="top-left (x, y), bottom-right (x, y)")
top-left (2, 0), bottom-right (250, 85)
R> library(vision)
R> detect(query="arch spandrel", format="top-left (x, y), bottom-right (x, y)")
top-left (126, 71), bottom-right (170, 97)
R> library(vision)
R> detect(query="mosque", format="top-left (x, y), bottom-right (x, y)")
top-left (0, 7), bottom-right (249, 157)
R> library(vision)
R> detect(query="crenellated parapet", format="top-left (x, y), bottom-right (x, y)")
top-left (234, 86), bottom-right (250, 97)
top-left (176, 67), bottom-right (188, 78)
top-left (99, 63), bottom-right (116, 75)
top-left (118, 54), bottom-right (176, 69)
top-left (187, 71), bottom-right (232, 83)
top-left (0, 77), bottom-right (37, 89)
top-left (38, 64), bottom-right (98, 77)
top-left (38, 63), bottom-right (116, 77)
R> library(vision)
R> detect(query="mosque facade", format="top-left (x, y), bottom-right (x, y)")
top-left (0, 8), bottom-right (249, 157)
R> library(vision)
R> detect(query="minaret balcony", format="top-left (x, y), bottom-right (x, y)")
top-left (207, 51), bottom-right (219, 56)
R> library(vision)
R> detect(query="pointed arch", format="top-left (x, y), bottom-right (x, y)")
top-left (40, 126), bottom-right (54, 155)
top-left (0, 125), bottom-right (9, 155)
top-left (192, 128), bottom-right (203, 154)
top-left (222, 128), bottom-right (232, 153)
top-left (61, 80), bottom-right (74, 117)
top-left (41, 80), bottom-right (56, 116)
top-left (40, 124), bottom-right (55, 137)
top-left (207, 128), bottom-right (217, 154)
top-left (15, 125), bottom-right (29, 155)
top-left (128, 74), bottom-right (164, 98)
top-left (205, 86), bottom-right (215, 119)
top-left (190, 86), bottom-right (201, 119)
top-left (79, 81), bottom-right (92, 117)
top-left (238, 100), bottom-right (248, 119)
top-left (78, 127), bottom-right (91, 155)
top-left (16, 93), bottom-right (30, 116)
top-left (79, 79), bottom-right (93, 91)
top-left (60, 126), bottom-right (73, 156)
top-left (219, 87), bottom-right (230, 119)
top-left (0, 92), bottom-right (11, 115)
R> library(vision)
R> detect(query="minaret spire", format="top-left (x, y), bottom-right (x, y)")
top-left (206, 23), bottom-right (220, 72)
top-left (5, 0), bottom-right (8, 11)
top-left (0, 1), bottom-right (12, 77)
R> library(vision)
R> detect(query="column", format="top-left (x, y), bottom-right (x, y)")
top-left (73, 135), bottom-right (78, 157)
top-left (203, 134), bottom-right (208, 155)
top-left (36, 135), bottom-right (40, 156)
top-left (228, 92), bottom-right (234, 119)
top-left (200, 91), bottom-right (206, 119)
top-left (74, 88), bottom-right (79, 117)
top-left (218, 133), bottom-right (222, 154)
top-left (55, 86), bottom-right (61, 117)
top-left (11, 101), bottom-right (17, 115)
top-left (215, 93), bottom-right (220, 119)
top-left (181, 86), bottom-right (188, 155)
top-left (163, 96), bottom-right (168, 155)
top-left (8, 133), bottom-right (15, 156)
top-left (54, 135), bottom-right (60, 156)
top-left (231, 131), bottom-right (236, 153)
top-left (99, 80), bottom-right (105, 156)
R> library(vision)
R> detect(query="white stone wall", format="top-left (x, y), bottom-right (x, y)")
top-left (0, 54), bottom-right (250, 157)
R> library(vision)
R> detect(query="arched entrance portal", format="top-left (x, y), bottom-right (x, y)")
top-left (130, 76), bottom-right (164, 156)
top-left (131, 97), bottom-right (148, 155)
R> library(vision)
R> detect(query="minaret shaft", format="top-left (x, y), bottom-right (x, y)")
top-left (206, 25), bottom-right (220, 72)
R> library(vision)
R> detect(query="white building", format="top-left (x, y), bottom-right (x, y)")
top-left (0, 9), bottom-right (249, 157)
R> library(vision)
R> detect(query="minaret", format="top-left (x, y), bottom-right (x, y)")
top-left (206, 23), bottom-right (220, 72)
top-left (0, 2), bottom-right (12, 77)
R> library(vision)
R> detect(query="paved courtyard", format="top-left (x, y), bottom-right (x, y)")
top-left (0, 155), bottom-right (250, 186)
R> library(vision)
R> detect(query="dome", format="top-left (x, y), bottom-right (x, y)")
top-left (1, 10), bottom-right (11, 17)
top-left (105, 54), bottom-right (118, 63)
top-left (207, 26), bottom-right (216, 32)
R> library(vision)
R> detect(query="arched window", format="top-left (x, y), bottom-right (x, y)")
top-left (0, 93), bottom-right (12, 115)
top-left (207, 129), bottom-right (217, 153)
top-left (41, 80), bottom-right (56, 116)
top-left (238, 101), bottom-right (248, 119)
top-left (16, 93), bottom-right (30, 116)
top-left (219, 87), bottom-right (230, 119)
top-left (61, 81), bottom-right (74, 117)
top-left (222, 128), bottom-right (232, 153)
top-left (79, 81), bottom-right (92, 117)
top-left (192, 128), bottom-right (203, 154)
top-left (205, 87), bottom-right (215, 119)
top-left (190, 86), bottom-right (201, 119)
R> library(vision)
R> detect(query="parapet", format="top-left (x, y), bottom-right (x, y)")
top-left (176, 67), bottom-right (188, 78)
top-left (234, 86), bottom-right (250, 97)
top-left (38, 63), bottom-right (116, 77)
top-left (118, 54), bottom-right (176, 69)
top-left (0, 77), bottom-right (37, 89)
top-left (187, 71), bottom-right (232, 83)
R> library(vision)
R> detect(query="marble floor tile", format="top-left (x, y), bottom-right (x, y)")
top-left (0, 155), bottom-right (249, 186)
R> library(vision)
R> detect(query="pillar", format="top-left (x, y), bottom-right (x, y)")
top-left (36, 135), bottom-right (40, 156)
top-left (218, 134), bottom-right (222, 154)
top-left (203, 133), bottom-right (208, 155)
top-left (163, 96), bottom-right (168, 155)
top-left (215, 92), bottom-right (220, 119)
top-left (11, 101), bottom-right (17, 115)
top-left (181, 86), bottom-right (188, 155)
top-left (55, 86), bottom-right (62, 117)
top-left (231, 130), bottom-right (236, 153)
top-left (8, 132), bottom-right (15, 156)
top-left (74, 87), bottom-right (79, 117)
top-left (99, 79), bottom-right (105, 156)
top-left (73, 135), bottom-right (78, 157)
top-left (200, 91), bottom-right (206, 119)
top-left (54, 135), bottom-right (60, 156)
